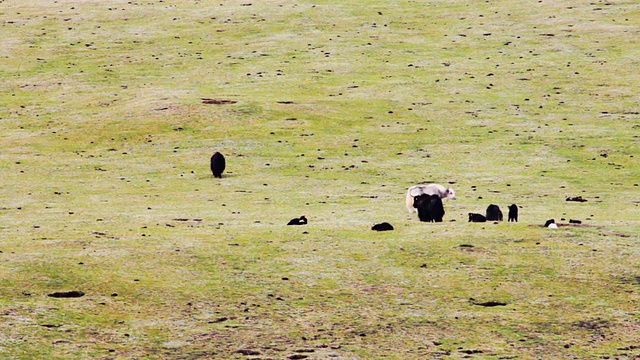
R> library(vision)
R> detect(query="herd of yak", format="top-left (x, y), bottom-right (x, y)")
top-left (210, 151), bottom-right (523, 231)
top-left (403, 183), bottom-right (518, 226)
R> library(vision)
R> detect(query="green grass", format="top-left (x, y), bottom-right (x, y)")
top-left (2, 0), bottom-right (640, 358)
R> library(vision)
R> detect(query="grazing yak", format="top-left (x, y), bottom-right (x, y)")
top-left (413, 194), bottom-right (445, 222)
top-left (544, 219), bottom-right (557, 228)
top-left (287, 215), bottom-right (307, 226)
top-left (508, 204), bottom-right (518, 222)
top-left (371, 222), bottom-right (394, 231)
top-left (406, 184), bottom-right (456, 213)
top-left (486, 204), bottom-right (503, 221)
top-left (210, 151), bottom-right (226, 178)
top-left (468, 213), bottom-right (487, 222)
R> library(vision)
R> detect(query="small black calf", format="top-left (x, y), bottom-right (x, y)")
top-left (287, 216), bottom-right (307, 225)
top-left (372, 222), bottom-right (394, 231)
top-left (508, 204), bottom-right (518, 222)
top-left (468, 213), bottom-right (487, 222)
top-left (566, 196), bottom-right (587, 202)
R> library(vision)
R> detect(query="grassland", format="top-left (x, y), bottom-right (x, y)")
top-left (1, 0), bottom-right (640, 359)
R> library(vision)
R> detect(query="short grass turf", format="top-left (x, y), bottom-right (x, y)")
top-left (1, 0), bottom-right (640, 359)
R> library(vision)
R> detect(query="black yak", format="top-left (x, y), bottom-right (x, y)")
top-left (210, 151), bottom-right (226, 178)
top-left (508, 204), bottom-right (518, 222)
top-left (413, 194), bottom-right (445, 222)
top-left (287, 216), bottom-right (307, 226)
top-left (372, 222), bottom-right (394, 231)
top-left (486, 204), bottom-right (503, 221)
top-left (468, 213), bottom-right (487, 222)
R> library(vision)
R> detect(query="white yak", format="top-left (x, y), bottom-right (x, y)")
top-left (406, 184), bottom-right (456, 213)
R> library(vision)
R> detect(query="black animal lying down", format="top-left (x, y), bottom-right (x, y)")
top-left (566, 196), bottom-right (587, 202)
top-left (287, 216), bottom-right (307, 225)
top-left (468, 213), bottom-right (487, 222)
top-left (371, 222), bottom-right (394, 231)
top-left (413, 194), bottom-right (445, 222)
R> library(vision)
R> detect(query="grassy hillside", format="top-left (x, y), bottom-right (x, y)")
top-left (1, 0), bottom-right (639, 358)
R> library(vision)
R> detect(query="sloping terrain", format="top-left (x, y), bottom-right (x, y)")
top-left (1, 0), bottom-right (639, 358)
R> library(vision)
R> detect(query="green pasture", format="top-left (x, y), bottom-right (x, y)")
top-left (1, 0), bottom-right (639, 358)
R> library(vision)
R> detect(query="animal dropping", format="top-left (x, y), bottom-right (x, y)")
top-left (47, 291), bottom-right (85, 298)
top-left (201, 98), bottom-right (237, 105)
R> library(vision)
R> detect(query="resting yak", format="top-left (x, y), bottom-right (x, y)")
top-left (468, 213), bottom-right (487, 222)
top-left (372, 222), bottom-right (394, 231)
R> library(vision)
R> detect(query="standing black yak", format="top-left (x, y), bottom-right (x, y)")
top-left (485, 204), bottom-right (503, 221)
top-left (413, 194), bottom-right (445, 222)
top-left (508, 204), bottom-right (518, 222)
top-left (210, 151), bottom-right (226, 178)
